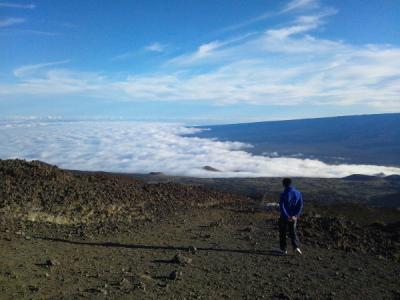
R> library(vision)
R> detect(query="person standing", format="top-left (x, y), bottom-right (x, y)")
top-left (279, 178), bottom-right (303, 255)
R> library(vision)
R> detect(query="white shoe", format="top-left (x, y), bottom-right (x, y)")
top-left (280, 249), bottom-right (288, 255)
top-left (295, 248), bottom-right (302, 255)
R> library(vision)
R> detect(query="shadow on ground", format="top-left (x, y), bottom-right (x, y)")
top-left (33, 236), bottom-right (285, 256)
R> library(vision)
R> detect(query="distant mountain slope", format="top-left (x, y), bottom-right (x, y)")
top-left (131, 173), bottom-right (400, 210)
top-left (193, 113), bottom-right (400, 166)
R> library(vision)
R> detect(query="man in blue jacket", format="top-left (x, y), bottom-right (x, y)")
top-left (279, 178), bottom-right (303, 255)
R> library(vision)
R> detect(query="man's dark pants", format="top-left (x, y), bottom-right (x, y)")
top-left (279, 217), bottom-right (300, 251)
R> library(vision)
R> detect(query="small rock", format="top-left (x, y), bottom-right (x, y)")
top-left (133, 281), bottom-right (146, 291)
top-left (119, 278), bottom-right (131, 289)
top-left (172, 254), bottom-right (192, 265)
top-left (169, 270), bottom-right (182, 281)
top-left (158, 282), bottom-right (169, 288)
top-left (45, 259), bottom-right (60, 267)
top-left (28, 285), bottom-right (39, 292)
top-left (243, 235), bottom-right (253, 241)
top-left (209, 221), bottom-right (221, 227)
top-left (243, 226), bottom-right (253, 232)
top-left (188, 246), bottom-right (197, 254)
top-left (276, 292), bottom-right (290, 299)
top-left (99, 288), bottom-right (108, 295)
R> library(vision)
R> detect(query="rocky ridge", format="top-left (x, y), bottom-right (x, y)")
top-left (0, 159), bottom-right (253, 234)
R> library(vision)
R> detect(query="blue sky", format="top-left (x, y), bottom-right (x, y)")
top-left (1, 0), bottom-right (400, 124)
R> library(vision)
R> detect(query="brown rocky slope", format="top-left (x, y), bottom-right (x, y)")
top-left (0, 159), bottom-right (253, 234)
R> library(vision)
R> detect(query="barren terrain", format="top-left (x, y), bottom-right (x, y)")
top-left (1, 160), bottom-right (399, 299)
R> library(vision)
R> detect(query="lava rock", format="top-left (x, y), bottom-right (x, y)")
top-left (45, 259), bottom-right (60, 267)
top-left (188, 246), bottom-right (197, 254)
top-left (172, 253), bottom-right (192, 265)
top-left (169, 270), bottom-right (182, 281)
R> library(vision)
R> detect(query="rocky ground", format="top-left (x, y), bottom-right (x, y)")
top-left (129, 172), bottom-right (400, 207)
top-left (1, 159), bottom-right (399, 299)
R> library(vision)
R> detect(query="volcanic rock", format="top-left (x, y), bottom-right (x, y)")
top-left (0, 159), bottom-right (252, 234)
top-left (169, 270), bottom-right (182, 281)
top-left (45, 259), bottom-right (60, 267)
top-left (172, 253), bottom-right (192, 265)
top-left (188, 246), bottom-right (197, 254)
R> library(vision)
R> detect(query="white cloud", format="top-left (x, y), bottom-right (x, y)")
top-left (3, 29), bottom-right (400, 110)
top-left (111, 42), bottom-right (166, 61)
top-left (217, 12), bottom-right (272, 34)
top-left (0, 2), bottom-right (35, 9)
top-left (2, 1), bottom-right (400, 111)
top-left (13, 60), bottom-right (70, 78)
top-left (266, 10), bottom-right (336, 39)
top-left (217, 0), bottom-right (319, 34)
top-left (167, 33), bottom-right (256, 66)
top-left (167, 41), bottom-right (223, 65)
top-left (144, 42), bottom-right (165, 52)
top-left (0, 28), bottom-right (58, 36)
top-left (110, 51), bottom-right (137, 61)
top-left (283, 0), bottom-right (319, 12)
top-left (0, 17), bottom-right (25, 27)
top-left (0, 120), bottom-right (399, 178)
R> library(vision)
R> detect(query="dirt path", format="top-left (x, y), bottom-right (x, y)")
top-left (1, 208), bottom-right (399, 299)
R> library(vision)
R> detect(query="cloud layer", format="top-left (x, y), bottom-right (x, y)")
top-left (1, 120), bottom-right (399, 178)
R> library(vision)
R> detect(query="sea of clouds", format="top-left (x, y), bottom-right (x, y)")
top-left (1, 120), bottom-right (399, 178)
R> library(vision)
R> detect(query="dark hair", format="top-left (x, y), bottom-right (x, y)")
top-left (282, 178), bottom-right (292, 187)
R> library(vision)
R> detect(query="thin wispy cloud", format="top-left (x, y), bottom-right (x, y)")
top-left (20, 29), bottom-right (58, 36)
top-left (0, 17), bottom-right (25, 27)
top-left (0, 29), bottom-right (58, 36)
top-left (13, 60), bottom-right (70, 78)
top-left (1, 120), bottom-right (399, 178)
top-left (217, 0), bottom-right (319, 34)
top-left (169, 40), bottom-right (223, 65)
top-left (144, 42), bottom-right (165, 52)
top-left (217, 12), bottom-right (273, 34)
top-left (167, 32), bottom-right (257, 66)
top-left (112, 43), bottom-right (167, 61)
top-left (283, 0), bottom-right (319, 12)
top-left (0, 2), bottom-right (35, 9)
top-left (111, 51), bottom-right (137, 61)
top-left (266, 8), bottom-right (337, 39)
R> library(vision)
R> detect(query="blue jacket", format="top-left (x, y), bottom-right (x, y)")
top-left (279, 186), bottom-right (303, 218)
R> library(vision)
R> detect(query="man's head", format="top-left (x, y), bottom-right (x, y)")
top-left (282, 177), bottom-right (292, 188)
